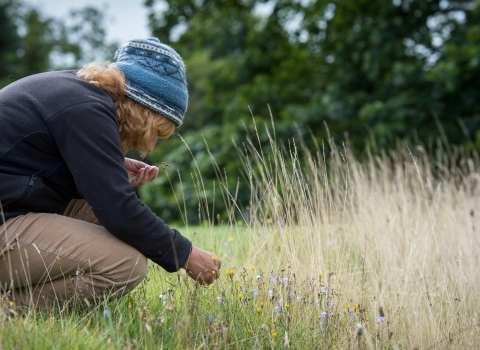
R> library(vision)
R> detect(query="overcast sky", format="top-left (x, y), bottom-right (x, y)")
top-left (24, 0), bottom-right (156, 45)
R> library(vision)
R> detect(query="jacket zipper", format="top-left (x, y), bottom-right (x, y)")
top-left (18, 175), bottom-right (37, 202)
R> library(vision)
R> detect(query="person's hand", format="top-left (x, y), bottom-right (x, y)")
top-left (183, 246), bottom-right (221, 285)
top-left (124, 158), bottom-right (159, 187)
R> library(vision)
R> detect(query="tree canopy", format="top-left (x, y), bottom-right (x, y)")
top-left (2, 0), bottom-right (480, 223)
top-left (144, 0), bottom-right (479, 146)
top-left (141, 0), bottom-right (480, 223)
top-left (0, 0), bottom-right (117, 87)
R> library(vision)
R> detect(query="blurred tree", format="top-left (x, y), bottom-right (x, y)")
top-left (0, 0), bottom-right (117, 88)
top-left (0, 0), bottom-right (21, 86)
top-left (142, 0), bottom-right (480, 223)
top-left (427, 0), bottom-right (480, 148)
top-left (17, 8), bottom-right (59, 76)
top-left (60, 6), bottom-right (119, 66)
top-left (295, 0), bottom-right (474, 147)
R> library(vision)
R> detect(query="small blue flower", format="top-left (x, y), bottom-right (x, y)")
top-left (320, 311), bottom-right (327, 318)
top-left (252, 289), bottom-right (259, 296)
top-left (315, 300), bottom-right (320, 306)
top-left (274, 306), bottom-right (280, 313)
top-left (159, 293), bottom-right (165, 300)
top-left (256, 275), bottom-right (262, 282)
top-left (217, 297), bottom-right (223, 303)
top-left (321, 286), bottom-right (328, 293)
top-left (296, 297), bottom-right (301, 302)
top-left (319, 322), bottom-right (325, 328)
top-left (376, 316), bottom-right (386, 323)
top-left (268, 290), bottom-right (274, 297)
top-left (103, 310), bottom-right (109, 318)
top-left (269, 275), bottom-right (275, 281)
top-left (278, 299), bottom-right (284, 306)
top-left (208, 315), bottom-right (214, 322)
top-left (288, 292), bottom-right (295, 299)
top-left (223, 242), bottom-right (228, 248)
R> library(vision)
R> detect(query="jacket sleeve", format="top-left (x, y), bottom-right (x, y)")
top-left (45, 97), bottom-right (192, 272)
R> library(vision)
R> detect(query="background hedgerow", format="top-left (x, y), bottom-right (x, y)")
top-left (1, 126), bottom-right (479, 349)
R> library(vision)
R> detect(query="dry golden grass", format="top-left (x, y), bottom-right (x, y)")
top-left (210, 126), bottom-right (480, 349)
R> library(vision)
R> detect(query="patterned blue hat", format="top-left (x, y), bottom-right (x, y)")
top-left (112, 37), bottom-right (188, 126)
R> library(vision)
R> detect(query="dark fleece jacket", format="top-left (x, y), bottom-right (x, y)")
top-left (0, 70), bottom-right (191, 272)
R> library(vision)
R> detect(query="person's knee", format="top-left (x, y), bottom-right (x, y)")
top-left (133, 254), bottom-right (148, 283)
top-left (123, 253), bottom-right (148, 291)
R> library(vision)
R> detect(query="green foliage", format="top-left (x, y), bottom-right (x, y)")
top-left (0, 0), bottom-right (117, 88)
top-left (141, 124), bottom-right (249, 226)
top-left (0, 0), bottom-right (21, 86)
top-left (426, 0), bottom-right (480, 148)
top-left (140, 0), bottom-right (480, 221)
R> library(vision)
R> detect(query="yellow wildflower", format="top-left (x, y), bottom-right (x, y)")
top-left (226, 269), bottom-right (233, 276)
top-left (249, 265), bottom-right (255, 271)
top-left (319, 273), bottom-right (323, 278)
top-left (238, 293), bottom-right (243, 300)
top-left (247, 329), bottom-right (253, 334)
top-left (256, 307), bottom-right (262, 313)
top-left (259, 301), bottom-right (264, 307)
top-left (270, 330), bottom-right (278, 337)
top-left (8, 301), bottom-right (14, 308)
top-left (354, 303), bottom-right (359, 309)
top-left (267, 217), bottom-right (273, 224)
top-left (285, 303), bottom-right (290, 309)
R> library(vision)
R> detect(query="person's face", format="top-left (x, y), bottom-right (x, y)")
top-left (147, 136), bottom-right (158, 153)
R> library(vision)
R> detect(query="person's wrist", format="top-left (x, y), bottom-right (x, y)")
top-left (182, 245), bottom-right (194, 270)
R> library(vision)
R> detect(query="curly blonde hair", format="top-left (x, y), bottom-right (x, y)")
top-left (76, 62), bottom-right (176, 154)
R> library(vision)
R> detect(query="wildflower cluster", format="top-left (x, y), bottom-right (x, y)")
top-left (137, 241), bottom-right (389, 348)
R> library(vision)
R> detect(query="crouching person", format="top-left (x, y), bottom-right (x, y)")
top-left (0, 37), bottom-right (220, 309)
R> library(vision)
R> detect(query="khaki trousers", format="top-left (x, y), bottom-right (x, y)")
top-left (0, 200), bottom-right (148, 309)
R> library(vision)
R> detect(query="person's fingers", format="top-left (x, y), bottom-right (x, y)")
top-left (145, 166), bottom-right (158, 183)
top-left (213, 258), bottom-right (221, 281)
top-left (132, 159), bottom-right (148, 170)
top-left (138, 168), bottom-right (146, 183)
top-left (195, 273), bottom-right (209, 285)
top-left (129, 172), bottom-right (140, 186)
top-left (199, 270), bottom-right (215, 284)
top-left (150, 166), bottom-right (159, 181)
top-left (184, 247), bottom-right (221, 285)
top-left (133, 168), bottom-right (146, 186)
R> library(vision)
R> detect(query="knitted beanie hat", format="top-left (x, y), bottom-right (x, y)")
top-left (112, 37), bottom-right (188, 126)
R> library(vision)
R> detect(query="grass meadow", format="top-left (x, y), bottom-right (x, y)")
top-left (1, 127), bottom-right (479, 349)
